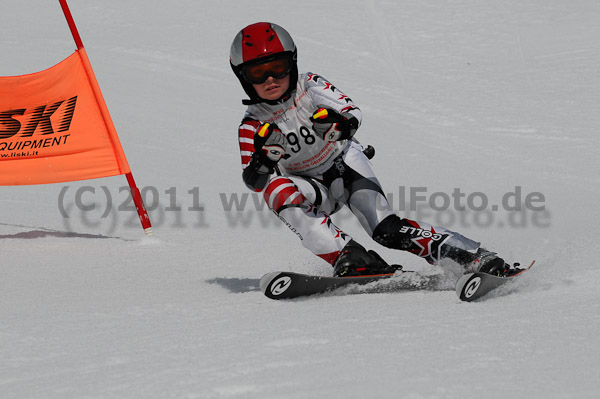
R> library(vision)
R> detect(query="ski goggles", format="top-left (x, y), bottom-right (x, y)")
top-left (242, 56), bottom-right (291, 84)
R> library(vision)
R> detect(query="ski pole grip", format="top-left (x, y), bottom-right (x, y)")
top-left (257, 123), bottom-right (271, 137)
top-left (312, 108), bottom-right (329, 120)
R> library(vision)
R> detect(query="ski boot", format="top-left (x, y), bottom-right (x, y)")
top-left (473, 248), bottom-right (523, 277)
top-left (333, 240), bottom-right (401, 277)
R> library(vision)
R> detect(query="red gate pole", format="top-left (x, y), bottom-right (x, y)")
top-left (58, 0), bottom-right (84, 50)
top-left (58, 0), bottom-right (153, 235)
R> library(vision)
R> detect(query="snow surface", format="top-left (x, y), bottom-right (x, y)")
top-left (2, 0), bottom-right (600, 398)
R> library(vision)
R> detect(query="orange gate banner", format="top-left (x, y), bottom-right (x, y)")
top-left (0, 49), bottom-right (131, 185)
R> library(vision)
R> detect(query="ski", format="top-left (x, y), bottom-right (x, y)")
top-left (260, 270), bottom-right (446, 300)
top-left (455, 260), bottom-right (536, 302)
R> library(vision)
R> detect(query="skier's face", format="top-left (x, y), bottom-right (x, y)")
top-left (252, 74), bottom-right (290, 101)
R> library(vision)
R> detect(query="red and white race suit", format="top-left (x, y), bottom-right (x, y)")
top-left (237, 73), bottom-right (479, 266)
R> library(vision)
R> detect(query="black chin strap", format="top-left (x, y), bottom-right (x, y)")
top-left (242, 91), bottom-right (293, 106)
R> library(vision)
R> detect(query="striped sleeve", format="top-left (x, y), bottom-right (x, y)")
top-left (238, 118), bottom-right (261, 169)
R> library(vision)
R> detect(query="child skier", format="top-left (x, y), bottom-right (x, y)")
top-left (230, 22), bottom-right (516, 277)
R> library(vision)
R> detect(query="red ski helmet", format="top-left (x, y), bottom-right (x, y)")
top-left (230, 22), bottom-right (298, 104)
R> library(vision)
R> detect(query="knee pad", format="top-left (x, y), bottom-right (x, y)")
top-left (263, 176), bottom-right (306, 214)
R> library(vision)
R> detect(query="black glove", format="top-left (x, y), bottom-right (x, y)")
top-left (242, 122), bottom-right (287, 190)
top-left (253, 122), bottom-right (287, 167)
top-left (311, 107), bottom-right (359, 142)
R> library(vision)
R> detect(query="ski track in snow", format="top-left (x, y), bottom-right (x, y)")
top-left (1, 1), bottom-right (599, 398)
